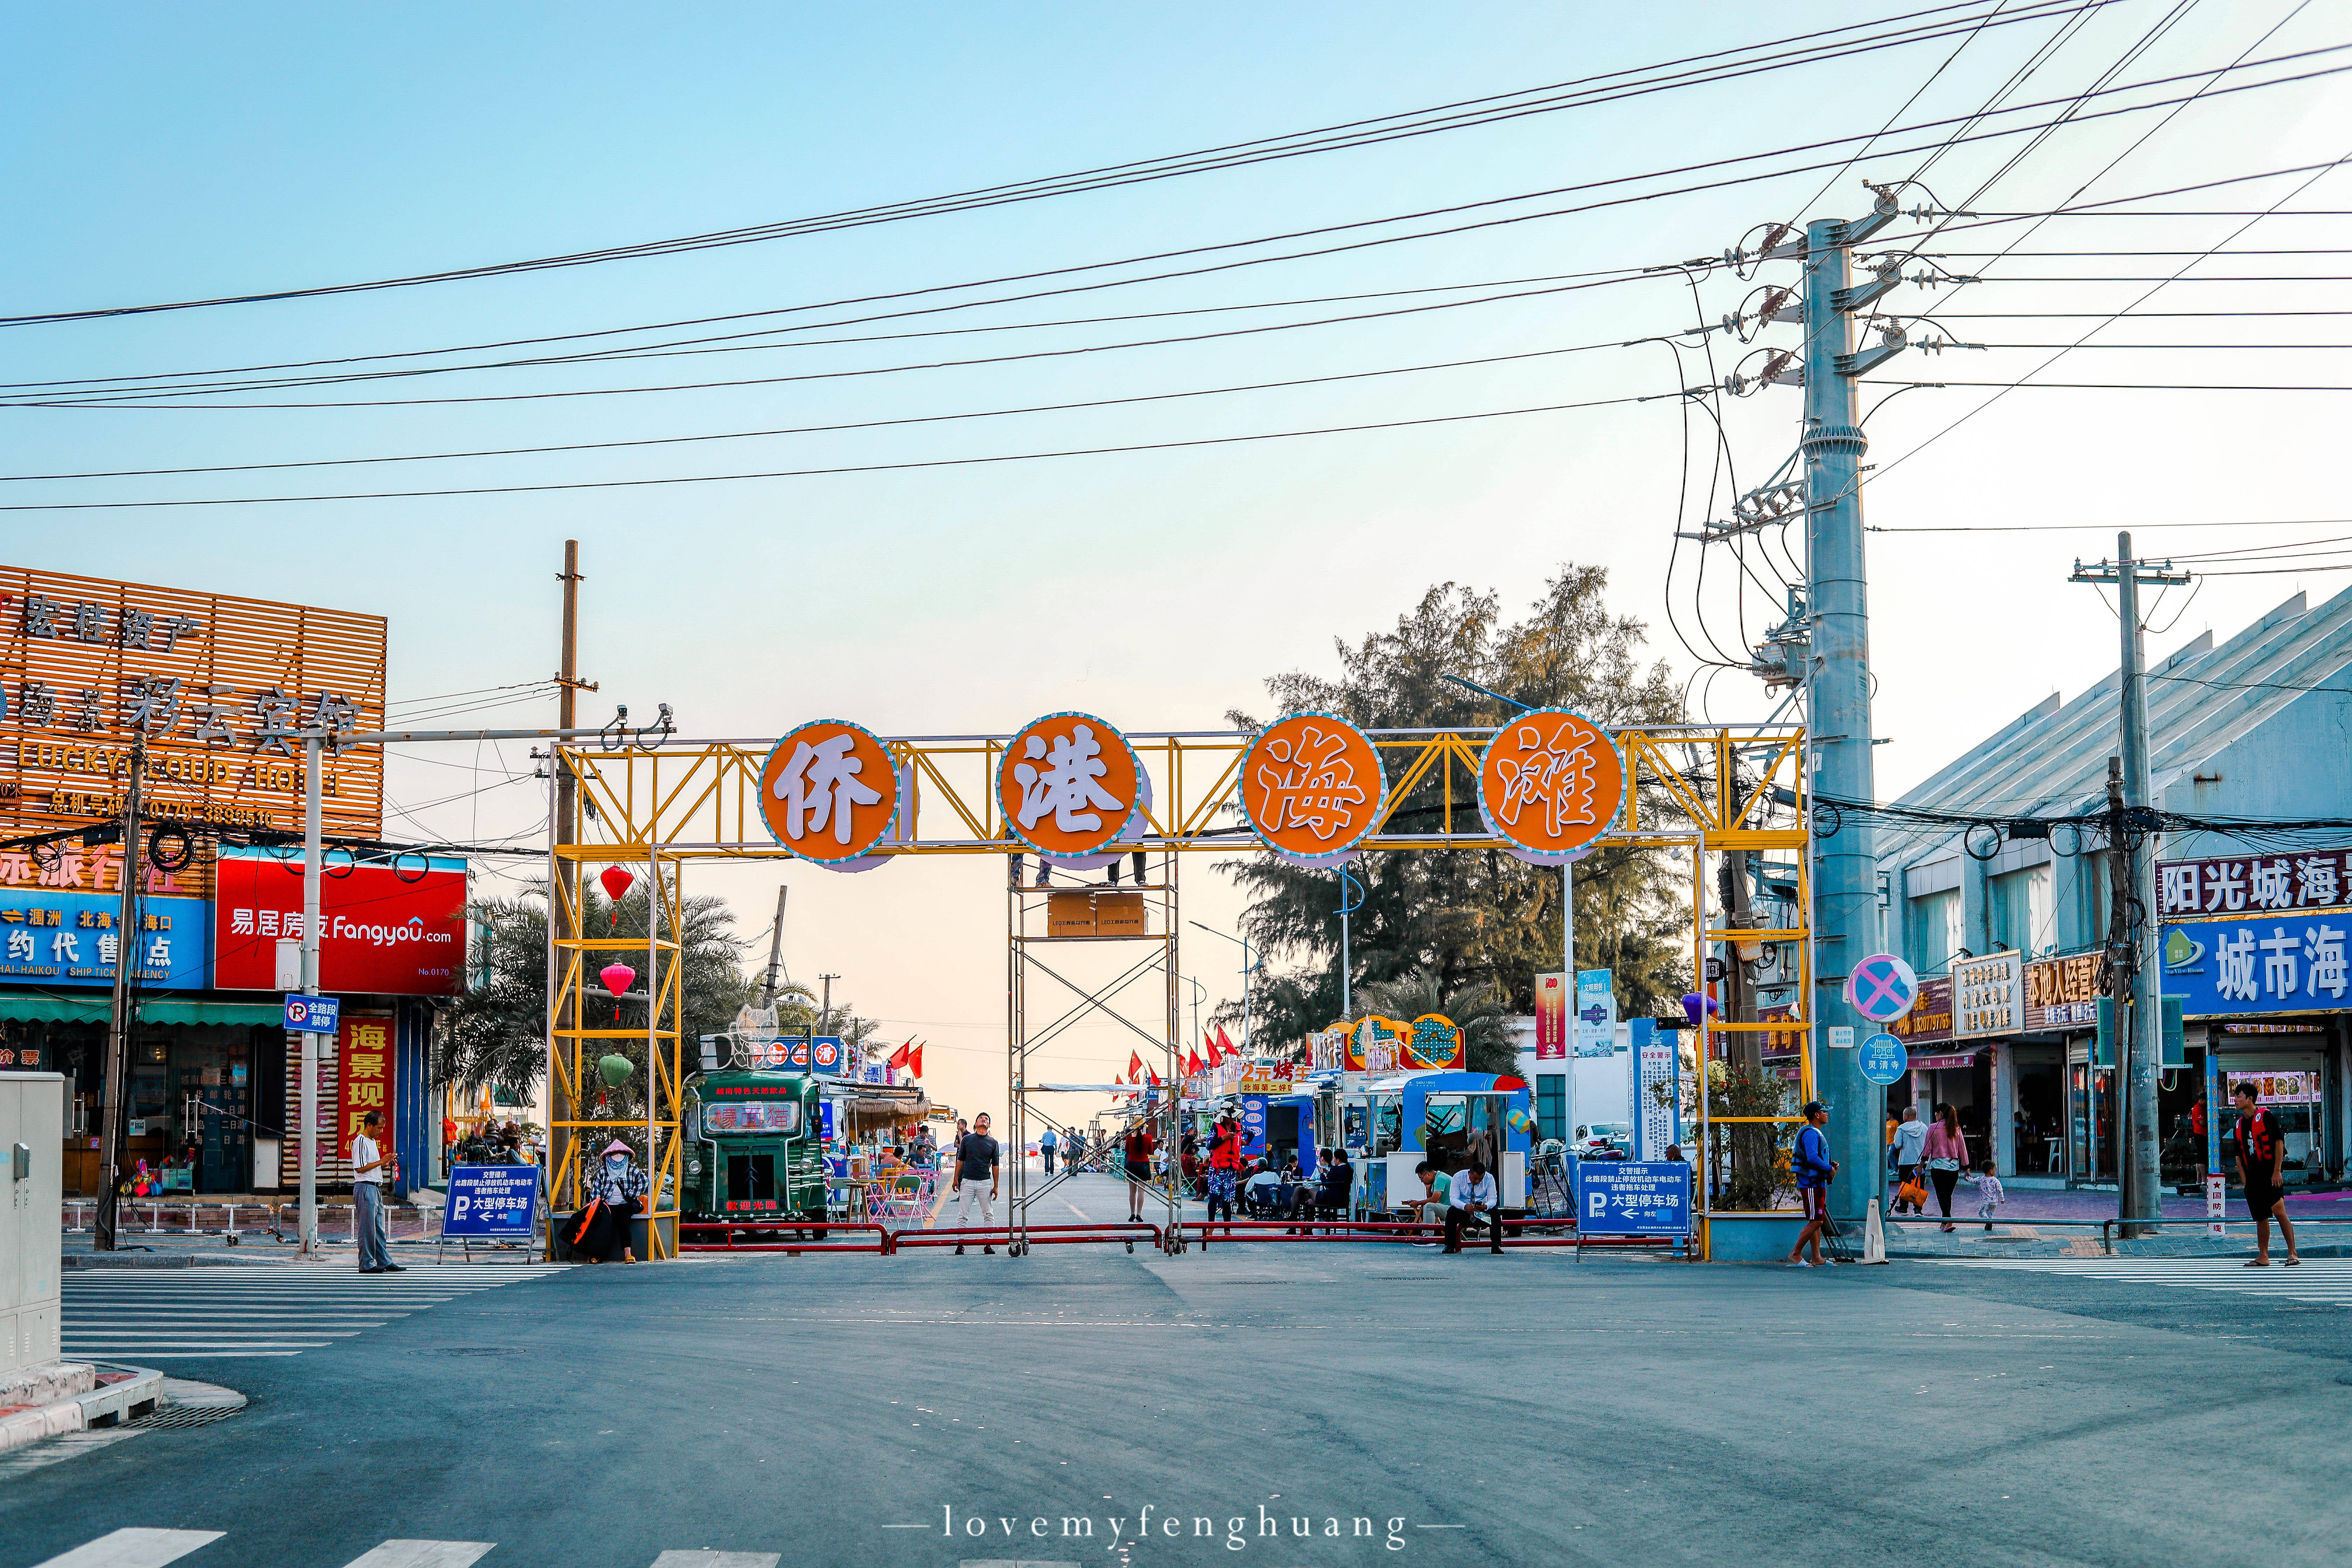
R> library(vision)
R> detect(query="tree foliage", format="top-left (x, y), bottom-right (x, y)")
top-left (1218, 567), bottom-right (1690, 1055)
top-left (436, 883), bottom-right (752, 1108)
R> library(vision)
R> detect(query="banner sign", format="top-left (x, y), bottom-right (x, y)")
top-left (1535, 971), bottom-right (1567, 1060)
top-left (1238, 1093), bottom-right (1269, 1161)
top-left (213, 849), bottom-right (465, 995)
top-left (2023, 951), bottom-right (2104, 1030)
top-left (2161, 913), bottom-right (2352, 1017)
top-left (1633, 1024), bottom-right (1677, 1161)
top-left (1889, 976), bottom-right (1954, 1044)
top-left (1952, 951), bottom-right (2023, 1039)
top-left (2160, 848), bottom-right (2352, 920)
top-left (442, 1164), bottom-right (539, 1238)
top-left (1571, 1160), bottom-right (1690, 1237)
top-left (1573, 969), bottom-right (1617, 1057)
top-left (0, 889), bottom-right (209, 990)
top-left (336, 1014), bottom-right (394, 1166)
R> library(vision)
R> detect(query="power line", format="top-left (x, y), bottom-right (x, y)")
top-left (16, 44), bottom-right (2345, 413)
top-left (1871, 517), bottom-right (2352, 532)
top-left (0, 0), bottom-right (2118, 328)
top-left (0, 328), bottom-right (1699, 485)
top-left (0, 387), bottom-right (1693, 512)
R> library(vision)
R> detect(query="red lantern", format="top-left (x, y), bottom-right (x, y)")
top-left (599, 866), bottom-right (635, 901)
top-left (599, 963), bottom-right (637, 997)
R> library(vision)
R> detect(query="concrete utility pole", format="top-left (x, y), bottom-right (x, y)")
top-left (297, 735), bottom-right (324, 1255)
top-left (819, 973), bottom-right (840, 1035)
top-left (551, 543), bottom-right (593, 1206)
top-left (760, 886), bottom-right (789, 1008)
top-left (93, 743), bottom-right (145, 1253)
top-left (2071, 535), bottom-right (2188, 1228)
top-left (1798, 197), bottom-right (1903, 1221)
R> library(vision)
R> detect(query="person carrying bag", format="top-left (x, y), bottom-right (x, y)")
top-left (1920, 1103), bottom-right (1969, 1234)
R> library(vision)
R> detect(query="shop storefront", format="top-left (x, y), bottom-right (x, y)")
top-left (2157, 849), bottom-right (2351, 1192)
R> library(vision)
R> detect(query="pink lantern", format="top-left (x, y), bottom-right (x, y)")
top-left (599, 963), bottom-right (637, 997)
top-left (599, 866), bottom-right (635, 901)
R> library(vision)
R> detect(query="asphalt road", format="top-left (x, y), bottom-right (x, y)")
top-left (9, 1197), bottom-right (2352, 1567)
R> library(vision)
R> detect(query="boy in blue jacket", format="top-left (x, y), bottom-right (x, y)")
top-left (1786, 1100), bottom-right (1839, 1268)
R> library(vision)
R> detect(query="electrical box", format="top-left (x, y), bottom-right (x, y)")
top-left (1045, 891), bottom-right (1146, 938)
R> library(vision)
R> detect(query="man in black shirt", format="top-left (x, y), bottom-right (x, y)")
top-left (953, 1111), bottom-right (1001, 1255)
top-left (2233, 1082), bottom-right (2301, 1266)
top-left (1289, 1147), bottom-right (1354, 1233)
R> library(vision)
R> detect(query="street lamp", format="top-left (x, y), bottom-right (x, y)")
top-left (1188, 922), bottom-right (1259, 1058)
top-left (1336, 868), bottom-right (1366, 1018)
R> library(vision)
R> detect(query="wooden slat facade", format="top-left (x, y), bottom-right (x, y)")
top-left (1, 566), bottom-right (386, 900)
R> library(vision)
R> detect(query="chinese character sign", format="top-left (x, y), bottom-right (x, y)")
top-left (1951, 951), bottom-right (2022, 1039)
top-left (2163, 915), bottom-right (2352, 1017)
top-left (2, 564), bottom-right (386, 883)
top-left (2159, 849), bottom-right (2352, 919)
top-left (1238, 713), bottom-right (1386, 867)
top-left (337, 1015), bottom-right (394, 1166)
top-left (210, 850), bottom-right (464, 995)
top-left (1401, 1014), bottom-right (1463, 1070)
top-left (443, 1165), bottom-right (539, 1238)
top-left (2023, 952), bottom-right (2105, 1030)
top-left (1534, 972), bottom-right (1567, 1060)
top-left (0, 890), bottom-right (209, 989)
top-left (1572, 1160), bottom-right (1690, 1237)
top-left (1476, 709), bottom-right (1625, 861)
top-left (996, 711), bottom-right (1141, 859)
top-left (758, 720), bottom-right (900, 864)
top-left (1889, 976), bottom-right (1954, 1043)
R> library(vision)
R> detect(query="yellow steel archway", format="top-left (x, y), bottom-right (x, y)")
top-left (545, 723), bottom-right (1811, 1258)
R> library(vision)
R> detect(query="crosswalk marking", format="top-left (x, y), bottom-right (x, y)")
top-left (1926, 1257), bottom-right (2352, 1304)
top-left (30, 1528), bottom-right (223, 1568)
top-left (29, 1541), bottom-right (792, 1568)
top-left (60, 1261), bottom-right (569, 1360)
top-left (338, 1543), bottom-right (496, 1568)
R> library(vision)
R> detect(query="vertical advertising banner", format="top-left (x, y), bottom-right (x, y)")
top-left (1535, 971), bottom-right (1567, 1060)
top-left (1574, 969), bottom-right (1617, 1057)
top-left (337, 1014), bottom-right (394, 1170)
top-left (1634, 1024), bottom-right (1678, 1161)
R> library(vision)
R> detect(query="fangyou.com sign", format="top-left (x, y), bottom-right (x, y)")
top-left (212, 848), bottom-right (466, 995)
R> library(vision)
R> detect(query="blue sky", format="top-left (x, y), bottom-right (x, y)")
top-left (6, 2), bottom-right (2347, 1119)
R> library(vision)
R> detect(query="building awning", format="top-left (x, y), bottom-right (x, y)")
top-left (0, 995), bottom-right (110, 1024)
top-left (136, 1001), bottom-right (285, 1027)
top-left (0, 996), bottom-right (289, 1027)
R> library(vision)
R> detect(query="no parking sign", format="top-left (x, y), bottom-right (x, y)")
top-left (1844, 954), bottom-right (1919, 1026)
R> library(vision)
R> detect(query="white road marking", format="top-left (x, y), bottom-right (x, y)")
top-left (337, 1542), bottom-right (497, 1568)
top-left (29, 1528), bottom-right (224, 1568)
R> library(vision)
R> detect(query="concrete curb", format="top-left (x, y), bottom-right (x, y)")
top-left (63, 1251), bottom-right (295, 1270)
top-left (0, 1364), bottom-right (164, 1453)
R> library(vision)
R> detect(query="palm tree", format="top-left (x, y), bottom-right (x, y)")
top-left (1352, 969), bottom-right (1516, 1077)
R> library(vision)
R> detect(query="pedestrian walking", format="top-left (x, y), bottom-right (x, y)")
top-left (1122, 1120), bottom-right (1156, 1223)
top-left (351, 1110), bottom-right (404, 1273)
top-left (1441, 1156), bottom-right (1504, 1255)
top-left (953, 1113), bottom-right (1000, 1254)
top-left (2232, 1081), bottom-right (2302, 1266)
top-left (1040, 1125), bottom-right (1058, 1176)
top-left (1785, 1100), bottom-right (1838, 1267)
top-left (1889, 1106), bottom-right (1927, 1214)
top-left (1201, 1114), bottom-right (1244, 1245)
top-left (1921, 1102), bottom-right (1969, 1233)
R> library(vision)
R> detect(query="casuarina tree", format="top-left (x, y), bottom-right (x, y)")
top-left (1217, 566), bottom-right (1690, 1056)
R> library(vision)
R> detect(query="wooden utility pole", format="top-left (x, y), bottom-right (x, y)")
top-left (94, 744), bottom-right (145, 1252)
top-left (760, 886), bottom-right (789, 1008)
top-left (551, 541), bottom-right (595, 1206)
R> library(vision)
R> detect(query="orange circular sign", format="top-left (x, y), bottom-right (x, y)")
top-left (1476, 708), bottom-right (1624, 860)
top-left (1238, 712), bottom-right (1386, 867)
top-left (997, 710), bottom-right (1143, 859)
top-left (759, 720), bottom-right (900, 864)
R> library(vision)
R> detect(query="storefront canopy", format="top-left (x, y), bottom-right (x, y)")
top-left (0, 996), bottom-right (285, 1027)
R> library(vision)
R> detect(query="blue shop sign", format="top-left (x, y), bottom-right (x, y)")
top-left (1239, 1094), bottom-right (1269, 1161)
top-left (1572, 1159), bottom-right (1692, 1237)
top-left (0, 890), bottom-right (210, 990)
top-left (2160, 913), bottom-right (2352, 1017)
top-left (442, 1164), bottom-right (540, 1238)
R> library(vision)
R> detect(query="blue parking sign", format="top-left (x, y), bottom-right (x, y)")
top-left (284, 994), bottom-right (340, 1034)
top-left (442, 1164), bottom-right (539, 1238)
top-left (1572, 1160), bottom-right (1691, 1237)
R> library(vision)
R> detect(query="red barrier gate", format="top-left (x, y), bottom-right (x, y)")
top-left (889, 1223), bottom-right (1165, 1255)
top-left (679, 1220), bottom-right (891, 1254)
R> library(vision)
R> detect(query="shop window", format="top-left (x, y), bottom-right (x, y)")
top-left (1993, 865), bottom-right (2054, 957)
top-left (1910, 889), bottom-right (1961, 975)
top-left (1536, 1074), bottom-right (1566, 1144)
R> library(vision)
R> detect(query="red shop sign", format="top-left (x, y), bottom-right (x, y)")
top-left (212, 849), bottom-right (466, 996)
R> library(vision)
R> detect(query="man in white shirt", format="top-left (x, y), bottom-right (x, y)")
top-left (351, 1110), bottom-right (404, 1273)
top-left (1442, 1157), bottom-right (1504, 1255)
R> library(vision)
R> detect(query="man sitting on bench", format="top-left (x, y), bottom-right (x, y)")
top-left (1442, 1156), bottom-right (1504, 1255)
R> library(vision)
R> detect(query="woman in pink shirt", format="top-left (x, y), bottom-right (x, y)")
top-left (1921, 1103), bottom-right (1969, 1233)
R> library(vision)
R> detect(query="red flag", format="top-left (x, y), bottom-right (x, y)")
top-left (1216, 1024), bottom-right (1240, 1060)
top-left (1128, 1051), bottom-right (1144, 1082)
top-left (1147, 1065), bottom-right (1162, 1085)
top-left (1202, 1035), bottom-right (1222, 1067)
top-left (907, 1043), bottom-right (923, 1078)
top-left (1185, 1050), bottom-right (1204, 1076)
top-left (886, 1042), bottom-right (911, 1071)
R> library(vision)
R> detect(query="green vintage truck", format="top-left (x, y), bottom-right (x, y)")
top-left (681, 1070), bottom-right (830, 1224)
